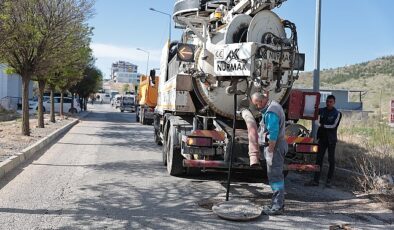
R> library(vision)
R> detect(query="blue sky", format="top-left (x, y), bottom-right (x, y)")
top-left (90, 0), bottom-right (394, 79)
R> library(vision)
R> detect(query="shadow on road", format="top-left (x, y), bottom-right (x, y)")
top-left (63, 159), bottom-right (392, 228)
top-left (1, 109), bottom-right (392, 228)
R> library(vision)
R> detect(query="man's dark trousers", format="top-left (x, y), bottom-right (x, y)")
top-left (314, 139), bottom-right (336, 183)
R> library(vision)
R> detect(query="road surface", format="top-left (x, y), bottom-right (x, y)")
top-left (0, 104), bottom-right (392, 229)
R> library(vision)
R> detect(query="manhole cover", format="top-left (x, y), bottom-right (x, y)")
top-left (212, 200), bottom-right (263, 221)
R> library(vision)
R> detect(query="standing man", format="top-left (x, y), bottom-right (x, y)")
top-left (306, 95), bottom-right (341, 187)
top-left (251, 92), bottom-right (288, 215)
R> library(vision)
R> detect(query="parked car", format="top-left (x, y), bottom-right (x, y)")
top-left (96, 93), bottom-right (111, 104)
top-left (111, 94), bottom-right (122, 108)
top-left (29, 100), bottom-right (41, 112)
top-left (119, 95), bottom-right (136, 113)
top-left (28, 97), bottom-right (49, 112)
top-left (41, 97), bottom-right (80, 113)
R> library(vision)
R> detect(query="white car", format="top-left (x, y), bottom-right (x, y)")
top-left (112, 94), bottom-right (122, 108)
top-left (96, 93), bottom-right (111, 104)
top-left (41, 97), bottom-right (80, 113)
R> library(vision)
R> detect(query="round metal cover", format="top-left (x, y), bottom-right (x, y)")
top-left (246, 10), bottom-right (292, 105)
top-left (247, 10), bottom-right (285, 43)
top-left (224, 14), bottom-right (252, 44)
top-left (212, 200), bottom-right (263, 221)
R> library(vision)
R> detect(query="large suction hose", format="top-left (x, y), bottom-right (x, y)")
top-left (241, 109), bottom-right (260, 166)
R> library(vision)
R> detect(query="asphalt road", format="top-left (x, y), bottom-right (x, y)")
top-left (0, 104), bottom-right (392, 229)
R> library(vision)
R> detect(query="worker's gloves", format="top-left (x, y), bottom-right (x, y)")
top-left (264, 148), bottom-right (274, 167)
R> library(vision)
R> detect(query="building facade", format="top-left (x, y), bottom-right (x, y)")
top-left (114, 72), bottom-right (140, 85)
top-left (297, 88), bottom-right (363, 111)
top-left (0, 64), bottom-right (33, 110)
top-left (111, 61), bottom-right (138, 82)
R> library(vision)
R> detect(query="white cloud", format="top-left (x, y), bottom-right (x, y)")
top-left (90, 43), bottom-right (162, 62)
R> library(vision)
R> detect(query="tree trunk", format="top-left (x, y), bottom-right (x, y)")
top-left (60, 91), bottom-right (64, 118)
top-left (71, 93), bottom-right (75, 109)
top-left (37, 80), bottom-right (46, 128)
top-left (50, 89), bottom-right (56, 123)
top-left (83, 97), bottom-right (87, 111)
top-left (21, 77), bottom-right (30, 136)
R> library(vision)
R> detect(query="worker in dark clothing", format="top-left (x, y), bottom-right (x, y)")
top-left (252, 92), bottom-right (288, 215)
top-left (306, 95), bottom-right (342, 187)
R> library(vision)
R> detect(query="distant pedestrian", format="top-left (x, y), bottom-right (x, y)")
top-left (251, 92), bottom-right (287, 215)
top-left (305, 95), bottom-right (342, 187)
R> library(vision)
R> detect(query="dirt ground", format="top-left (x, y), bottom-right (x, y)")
top-left (0, 114), bottom-right (76, 162)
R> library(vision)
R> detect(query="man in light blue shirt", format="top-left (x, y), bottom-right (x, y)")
top-left (252, 92), bottom-right (288, 215)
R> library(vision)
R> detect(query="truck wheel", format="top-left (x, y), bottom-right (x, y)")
top-left (141, 109), bottom-right (147, 125)
top-left (136, 107), bottom-right (140, 122)
top-left (121, 110), bottom-right (124, 113)
top-left (162, 121), bottom-right (169, 166)
top-left (166, 126), bottom-right (184, 176)
top-left (69, 108), bottom-right (77, 114)
top-left (154, 128), bottom-right (162, 146)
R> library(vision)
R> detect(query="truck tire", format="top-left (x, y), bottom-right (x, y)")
top-left (154, 128), bottom-right (162, 146)
top-left (141, 109), bottom-right (147, 125)
top-left (69, 108), bottom-right (77, 114)
top-left (136, 107), bottom-right (140, 122)
top-left (162, 120), bottom-right (169, 166)
top-left (166, 125), bottom-right (184, 176)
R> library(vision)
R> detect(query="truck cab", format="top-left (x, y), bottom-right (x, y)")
top-left (119, 95), bottom-right (136, 113)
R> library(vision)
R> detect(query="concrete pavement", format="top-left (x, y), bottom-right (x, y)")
top-left (0, 104), bottom-right (392, 229)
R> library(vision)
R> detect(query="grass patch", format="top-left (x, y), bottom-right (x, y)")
top-left (295, 116), bottom-right (393, 193)
top-left (336, 116), bottom-right (394, 192)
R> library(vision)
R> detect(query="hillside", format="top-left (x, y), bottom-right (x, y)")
top-left (295, 56), bottom-right (394, 116)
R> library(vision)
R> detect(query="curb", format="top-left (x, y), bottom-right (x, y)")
top-left (0, 112), bottom-right (90, 179)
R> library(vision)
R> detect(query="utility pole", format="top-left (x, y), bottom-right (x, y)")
top-left (136, 48), bottom-right (150, 77)
top-left (150, 8), bottom-right (172, 42)
top-left (312, 0), bottom-right (322, 138)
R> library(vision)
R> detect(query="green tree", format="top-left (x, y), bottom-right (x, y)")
top-left (0, 0), bottom-right (94, 135)
top-left (55, 47), bottom-right (93, 118)
top-left (122, 84), bottom-right (131, 93)
top-left (37, 25), bottom-right (93, 125)
top-left (70, 65), bottom-right (103, 111)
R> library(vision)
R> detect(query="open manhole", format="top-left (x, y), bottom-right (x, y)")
top-left (212, 200), bottom-right (263, 221)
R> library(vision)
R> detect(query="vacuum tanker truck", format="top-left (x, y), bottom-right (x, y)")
top-left (154, 0), bottom-right (321, 176)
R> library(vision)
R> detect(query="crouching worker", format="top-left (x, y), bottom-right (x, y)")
top-left (251, 92), bottom-right (288, 215)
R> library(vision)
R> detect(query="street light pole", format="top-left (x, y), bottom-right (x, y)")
top-left (136, 48), bottom-right (150, 76)
top-left (312, 0), bottom-right (322, 138)
top-left (149, 8), bottom-right (172, 41)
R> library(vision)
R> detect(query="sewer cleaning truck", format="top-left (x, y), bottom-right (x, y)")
top-left (153, 0), bottom-right (321, 176)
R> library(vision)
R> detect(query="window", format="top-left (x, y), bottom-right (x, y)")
top-left (320, 92), bottom-right (332, 103)
top-left (64, 98), bottom-right (72, 103)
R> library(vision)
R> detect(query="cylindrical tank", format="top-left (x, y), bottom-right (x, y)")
top-left (173, 1), bottom-right (297, 119)
top-left (191, 10), bottom-right (294, 119)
